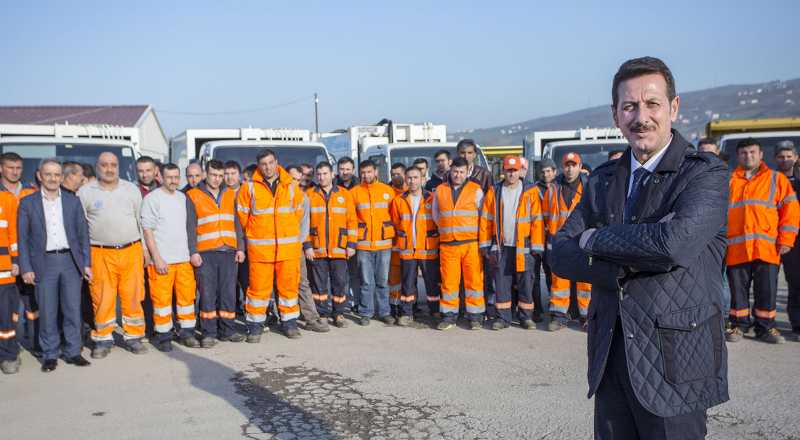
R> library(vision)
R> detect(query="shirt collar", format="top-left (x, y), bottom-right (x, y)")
top-left (630, 134), bottom-right (672, 175)
top-left (41, 187), bottom-right (61, 201)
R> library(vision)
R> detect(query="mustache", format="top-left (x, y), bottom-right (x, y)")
top-left (629, 122), bottom-right (655, 132)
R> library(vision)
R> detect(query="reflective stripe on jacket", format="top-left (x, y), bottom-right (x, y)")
top-left (543, 178), bottom-right (584, 240)
top-left (483, 182), bottom-right (545, 271)
top-left (304, 185), bottom-right (358, 259)
top-left (390, 190), bottom-right (438, 260)
top-left (187, 185), bottom-right (239, 252)
top-left (350, 181), bottom-right (396, 251)
top-left (0, 190), bottom-right (19, 284)
top-left (432, 180), bottom-right (489, 245)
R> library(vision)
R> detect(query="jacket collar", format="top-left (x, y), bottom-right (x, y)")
top-left (253, 166), bottom-right (291, 188)
top-left (733, 161), bottom-right (770, 180)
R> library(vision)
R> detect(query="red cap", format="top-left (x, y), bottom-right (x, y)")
top-left (562, 152), bottom-right (582, 165)
top-left (502, 156), bottom-right (522, 170)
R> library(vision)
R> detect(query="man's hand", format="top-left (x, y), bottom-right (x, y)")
top-left (778, 244), bottom-right (792, 256)
top-left (154, 256), bottom-right (169, 275)
top-left (10, 264), bottom-right (19, 277)
top-left (143, 251), bottom-right (152, 268)
top-left (235, 251), bottom-right (246, 263)
top-left (83, 267), bottom-right (93, 283)
top-left (190, 253), bottom-right (203, 268)
top-left (21, 271), bottom-right (35, 285)
top-left (346, 248), bottom-right (356, 258)
top-left (304, 247), bottom-right (315, 261)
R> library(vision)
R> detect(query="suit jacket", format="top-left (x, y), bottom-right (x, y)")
top-left (18, 190), bottom-right (91, 276)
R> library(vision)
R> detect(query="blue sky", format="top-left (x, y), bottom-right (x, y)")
top-left (1, 1), bottom-right (798, 136)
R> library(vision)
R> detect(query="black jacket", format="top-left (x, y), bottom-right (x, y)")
top-left (551, 130), bottom-right (729, 417)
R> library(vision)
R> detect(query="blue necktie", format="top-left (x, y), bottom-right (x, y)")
top-left (625, 168), bottom-right (650, 224)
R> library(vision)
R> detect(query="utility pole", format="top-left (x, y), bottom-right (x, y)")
top-left (314, 92), bottom-right (319, 136)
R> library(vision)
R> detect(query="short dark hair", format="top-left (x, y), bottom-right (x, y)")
top-left (412, 158), bottom-right (428, 167)
top-left (244, 164), bottom-right (257, 175)
top-left (0, 152), bottom-right (23, 165)
top-left (337, 156), bottom-right (355, 167)
top-left (285, 165), bottom-right (301, 174)
top-left (405, 166), bottom-right (422, 176)
top-left (63, 161), bottom-right (83, 177)
top-left (359, 159), bottom-right (376, 170)
top-left (315, 162), bottom-right (333, 172)
top-left (612, 56), bottom-right (676, 110)
top-left (81, 163), bottom-right (95, 178)
top-left (224, 160), bottom-right (241, 172)
top-left (434, 149), bottom-right (450, 160)
top-left (391, 162), bottom-right (406, 172)
top-left (136, 155), bottom-right (156, 165)
top-left (456, 139), bottom-right (478, 153)
top-left (256, 148), bottom-right (277, 163)
top-left (162, 163), bottom-right (180, 173)
top-left (697, 138), bottom-right (717, 148)
top-left (206, 159), bottom-right (224, 172)
top-left (607, 150), bottom-right (625, 159)
top-left (300, 163), bottom-right (313, 172)
top-left (736, 138), bottom-right (761, 152)
top-left (451, 157), bottom-right (469, 169)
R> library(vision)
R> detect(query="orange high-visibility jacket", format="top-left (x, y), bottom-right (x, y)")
top-left (727, 161), bottom-right (799, 266)
top-left (483, 182), bottom-right (545, 271)
top-left (237, 167), bottom-right (308, 263)
top-left (0, 190), bottom-right (19, 285)
top-left (432, 180), bottom-right (489, 246)
top-left (390, 190), bottom-right (438, 260)
top-left (543, 178), bottom-right (584, 239)
top-left (187, 184), bottom-right (242, 253)
top-left (304, 184), bottom-right (358, 259)
top-left (350, 181), bottom-right (396, 251)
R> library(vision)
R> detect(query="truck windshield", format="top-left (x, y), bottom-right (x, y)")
top-left (212, 145), bottom-right (329, 169)
top-left (385, 146), bottom-right (489, 177)
top-left (0, 143), bottom-right (137, 184)
top-left (720, 135), bottom-right (800, 170)
top-left (550, 143), bottom-right (627, 172)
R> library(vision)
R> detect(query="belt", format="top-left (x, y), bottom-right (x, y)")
top-left (91, 240), bottom-right (138, 250)
top-left (45, 248), bottom-right (70, 254)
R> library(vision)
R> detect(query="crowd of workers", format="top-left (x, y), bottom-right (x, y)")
top-left (0, 134), bottom-right (797, 375)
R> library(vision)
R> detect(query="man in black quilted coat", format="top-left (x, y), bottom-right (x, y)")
top-left (551, 57), bottom-right (729, 439)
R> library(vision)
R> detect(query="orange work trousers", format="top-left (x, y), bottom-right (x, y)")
top-left (246, 260), bottom-right (300, 324)
top-left (90, 242), bottom-right (145, 342)
top-left (550, 273), bottom-right (591, 318)
top-left (439, 242), bottom-right (484, 317)
top-left (147, 262), bottom-right (196, 334)
top-left (388, 251), bottom-right (402, 308)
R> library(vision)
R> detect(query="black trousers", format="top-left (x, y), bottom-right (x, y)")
top-left (494, 247), bottom-right (534, 323)
top-left (782, 243), bottom-right (800, 329)
top-left (595, 319), bottom-right (707, 440)
top-left (399, 258), bottom-right (441, 317)
top-left (16, 279), bottom-right (39, 350)
top-left (197, 251), bottom-right (239, 338)
top-left (309, 258), bottom-right (349, 318)
top-left (727, 260), bottom-right (779, 333)
top-left (532, 253), bottom-right (551, 316)
top-left (0, 283), bottom-right (19, 361)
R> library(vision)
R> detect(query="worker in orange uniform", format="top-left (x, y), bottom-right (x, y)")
top-left (350, 160), bottom-right (396, 326)
top-left (483, 156), bottom-right (545, 330)
top-left (237, 149), bottom-right (309, 342)
top-left (543, 152), bottom-right (590, 331)
top-left (433, 157), bottom-right (488, 331)
top-left (0, 189), bottom-right (19, 374)
top-left (0, 152), bottom-right (38, 353)
top-left (726, 138), bottom-right (799, 344)
top-left (388, 163), bottom-right (407, 318)
top-left (141, 163), bottom-right (199, 352)
top-left (390, 166), bottom-right (441, 326)
top-left (78, 152), bottom-right (149, 358)
top-left (186, 160), bottom-right (247, 347)
top-left (303, 162), bottom-right (358, 328)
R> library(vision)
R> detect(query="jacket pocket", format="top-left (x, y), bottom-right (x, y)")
top-left (358, 222), bottom-right (367, 241)
top-left (655, 304), bottom-right (723, 385)
top-left (337, 227), bottom-right (348, 250)
top-left (382, 220), bottom-right (395, 240)
top-left (309, 226), bottom-right (320, 249)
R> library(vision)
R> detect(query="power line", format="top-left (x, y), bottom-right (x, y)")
top-left (157, 95), bottom-right (315, 116)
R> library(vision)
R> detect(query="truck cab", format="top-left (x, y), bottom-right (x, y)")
top-left (719, 131), bottom-right (800, 169)
top-left (363, 142), bottom-right (489, 182)
top-left (541, 138), bottom-right (629, 173)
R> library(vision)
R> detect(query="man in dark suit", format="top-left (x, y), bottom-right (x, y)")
top-left (18, 159), bottom-right (92, 372)
top-left (551, 57), bottom-right (729, 439)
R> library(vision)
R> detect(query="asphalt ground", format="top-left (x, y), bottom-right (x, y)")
top-left (1, 286), bottom-right (798, 440)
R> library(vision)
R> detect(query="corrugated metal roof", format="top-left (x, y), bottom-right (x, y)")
top-left (0, 105), bottom-right (149, 127)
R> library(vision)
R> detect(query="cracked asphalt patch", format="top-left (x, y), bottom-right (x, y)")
top-left (233, 362), bottom-right (499, 440)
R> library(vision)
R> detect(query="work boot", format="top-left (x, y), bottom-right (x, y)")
top-left (284, 326), bottom-right (302, 339)
top-left (305, 318), bottom-right (330, 333)
top-left (380, 315), bottom-right (396, 326)
top-left (491, 319), bottom-right (509, 331)
top-left (793, 327), bottom-right (800, 342)
top-left (219, 333), bottom-right (246, 343)
top-left (358, 316), bottom-right (371, 327)
top-left (520, 319), bottom-right (536, 330)
top-left (468, 319), bottom-right (483, 331)
top-left (91, 345), bottom-right (111, 359)
top-left (757, 328), bottom-right (785, 344)
top-left (725, 327), bottom-right (743, 343)
top-left (333, 315), bottom-right (349, 328)
top-left (532, 310), bottom-right (543, 323)
top-left (153, 339), bottom-right (173, 353)
top-left (180, 335), bottom-right (201, 348)
top-left (396, 316), bottom-right (412, 327)
top-left (547, 318), bottom-right (565, 332)
top-left (125, 339), bottom-right (149, 355)
top-left (436, 319), bottom-right (455, 331)
top-left (200, 337), bottom-right (218, 348)
top-left (0, 357), bottom-right (20, 374)
top-left (246, 332), bottom-right (262, 344)
top-left (579, 317), bottom-right (589, 333)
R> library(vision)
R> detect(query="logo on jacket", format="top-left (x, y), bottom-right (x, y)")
top-left (337, 196), bottom-right (345, 204)
top-left (383, 193), bottom-right (390, 200)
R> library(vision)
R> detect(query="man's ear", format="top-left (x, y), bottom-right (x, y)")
top-left (611, 105), bottom-right (619, 128)
top-left (670, 95), bottom-right (681, 122)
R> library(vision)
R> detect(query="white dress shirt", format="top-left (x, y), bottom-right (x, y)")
top-left (42, 189), bottom-right (70, 251)
top-left (628, 135), bottom-right (672, 197)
